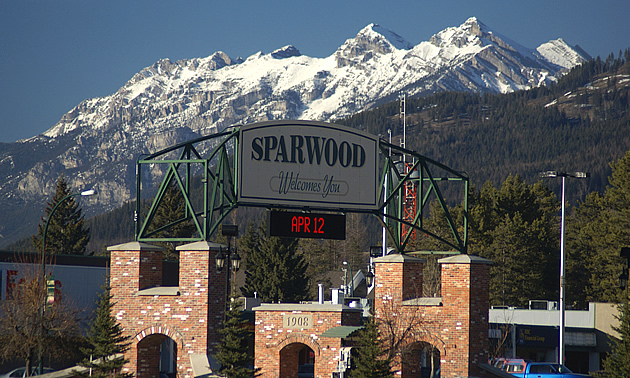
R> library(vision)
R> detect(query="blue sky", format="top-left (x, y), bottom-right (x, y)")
top-left (1, 0), bottom-right (628, 143)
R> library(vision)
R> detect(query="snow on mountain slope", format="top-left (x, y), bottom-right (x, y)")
top-left (0, 17), bottom-right (590, 246)
top-left (41, 18), bottom-right (587, 143)
top-left (537, 38), bottom-right (592, 68)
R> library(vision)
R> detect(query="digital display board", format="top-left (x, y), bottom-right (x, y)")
top-left (267, 211), bottom-right (346, 240)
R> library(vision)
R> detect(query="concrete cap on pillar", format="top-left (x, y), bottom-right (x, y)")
top-left (373, 253), bottom-right (426, 264)
top-left (438, 254), bottom-right (493, 265)
top-left (176, 241), bottom-right (226, 251)
top-left (106, 241), bottom-right (166, 251)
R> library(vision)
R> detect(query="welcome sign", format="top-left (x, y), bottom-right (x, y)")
top-left (237, 121), bottom-right (379, 210)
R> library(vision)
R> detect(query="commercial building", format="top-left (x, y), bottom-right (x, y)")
top-left (489, 301), bottom-right (618, 374)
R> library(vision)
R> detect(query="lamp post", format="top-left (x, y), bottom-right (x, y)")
top-left (39, 188), bottom-right (96, 373)
top-left (540, 171), bottom-right (588, 365)
top-left (620, 247), bottom-right (630, 297)
top-left (343, 261), bottom-right (353, 297)
top-left (365, 269), bottom-right (375, 288)
top-left (215, 225), bottom-right (241, 315)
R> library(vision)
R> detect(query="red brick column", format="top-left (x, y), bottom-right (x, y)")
top-left (108, 242), bottom-right (166, 377)
top-left (373, 254), bottom-right (425, 303)
top-left (372, 253), bottom-right (492, 378)
top-left (109, 242), bottom-right (165, 296)
top-left (438, 254), bottom-right (492, 377)
top-left (108, 241), bottom-right (227, 378)
top-left (176, 241), bottom-right (227, 355)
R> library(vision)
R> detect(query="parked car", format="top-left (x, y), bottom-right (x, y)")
top-left (509, 362), bottom-right (591, 377)
top-left (0, 367), bottom-right (54, 378)
top-left (491, 358), bottom-right (528, 372)
top-left (504, 359), bottom-right (528, 373)
top-left (491, 357), bottom-right (507, 370)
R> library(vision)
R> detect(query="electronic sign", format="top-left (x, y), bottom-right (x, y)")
top-left (267, 210), bottom-right (346, 240)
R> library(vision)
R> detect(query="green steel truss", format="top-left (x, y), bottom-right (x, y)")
top-left (377, 141), bottom-right (468, 253)
top-left (135, 126), bottom-right (468, 254)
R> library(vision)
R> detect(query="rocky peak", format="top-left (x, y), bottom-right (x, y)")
top-left (429, 17), bottom-right (490, 48)
top-left (271, 45), bottom-right (301, 59)
top-left (537, 39), bottom-right (591, 68)
top-left (335, 23), bottom-right (411, 67)
top-left (204, 51), bottom-right (240, 70)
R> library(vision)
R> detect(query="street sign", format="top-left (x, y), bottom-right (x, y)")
top-left (238, 121), bottom-right (379, 210)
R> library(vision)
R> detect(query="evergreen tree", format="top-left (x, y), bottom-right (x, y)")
top-left (240, 218), bottom-right (310, 303)
top-left (468, 175), bottom-right (560, 307)
top-left (77, 284), bottom-right (132, 378)
top-left (147, 180), bottom-right (198, 260)
top-left (599, 299), bottom-right (630, 377)
top-left (215, 298), bottom-right (256, 378)
top-left (567, 150), bottom-right (630, 305)
top-left (350, 318), bottom-right (393, 378)
top-left (33, 175), bottom-right (91, 255)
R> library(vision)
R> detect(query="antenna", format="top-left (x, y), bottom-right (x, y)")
top-left (400, 93), bottom-right (406, 158)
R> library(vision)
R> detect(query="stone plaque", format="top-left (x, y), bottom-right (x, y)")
top-left (283, 313), bottom-right (313, 329)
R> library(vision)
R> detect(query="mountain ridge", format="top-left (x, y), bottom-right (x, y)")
top-left (0, 17), bottom-right (590, 246)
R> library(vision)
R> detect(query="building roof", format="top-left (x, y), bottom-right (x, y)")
top-left (252, 303), bottom-right (361, 312)
top-left (0, 250), bottom-right (110, 267)
top-left (319, 325), bottom-right (364, 338)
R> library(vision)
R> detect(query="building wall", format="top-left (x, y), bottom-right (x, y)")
top-left (0, 256), bottom-right (108, 317)
top-left (253, 304), bottom-right (361, 377)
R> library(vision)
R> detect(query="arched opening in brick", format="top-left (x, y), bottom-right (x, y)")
top-left (401, 341), bottom-right (441, 378)
top-left (136, 334), bottom-right (178, 378)
top-left (279, 343), bottom-right (315, 378)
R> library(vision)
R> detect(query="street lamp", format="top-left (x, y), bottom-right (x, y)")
top-left (216, 225), bottom-right (240, 313)
top-left (620, 247), bottom-right (630, 295)
top-left (365, 269), bottom-right (375, 288)
top-left (343, 261), bottom-right (353, 297)
top-left (39, 188), bottom-right (96, 373)
top-left (540, 171), bottom-right (588, 365)
top-left (215, 247), bottom-right (241, 273)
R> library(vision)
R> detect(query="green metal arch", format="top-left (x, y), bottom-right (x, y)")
top-left (135, 122), bottom-right (468, 253)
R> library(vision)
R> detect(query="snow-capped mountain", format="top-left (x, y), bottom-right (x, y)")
top-left (0, 17), bottom-right (589, 246)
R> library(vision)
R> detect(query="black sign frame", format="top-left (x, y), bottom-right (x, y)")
top-left (267, 210), bottom-right (346, 240)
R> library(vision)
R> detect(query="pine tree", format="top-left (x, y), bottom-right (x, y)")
top-left (467, 175), bottom-right (560, 307)
top-left (351, 317), bottom-right (393, 378)
top-left (77, 284), bottom-right (132, 378)
top-left (32, 175), bottom-right (91, 255)
top-left (215, 298), bottom-right (256, 378)
top-left (599, 299), bottom-right (630, 377)
top-left (240, 218), bottom-right (310, 303)
top-left (147, 180), bottom-right (198, 260)
top-left (567, 150), bottom-right (630, 305)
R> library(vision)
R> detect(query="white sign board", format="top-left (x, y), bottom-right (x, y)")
top-left (238, 121), bottom-right (379, 210)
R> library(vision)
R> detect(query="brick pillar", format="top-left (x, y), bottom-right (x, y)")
top-left (438, 254), bottom-right (492, 377)
top-left (373, 253), bottom-right (425, 303)
top-left (107, 242), bottom-right (166, 377)
top-left (176, 241), bottom-right (227, 355)
top-left (108, 241), bottom-right (165, 297)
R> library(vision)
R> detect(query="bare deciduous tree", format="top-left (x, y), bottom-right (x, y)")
top-left (375, 296), bottom-right (444, 376)
top-left (0, 259), bottom-right (81, 374)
